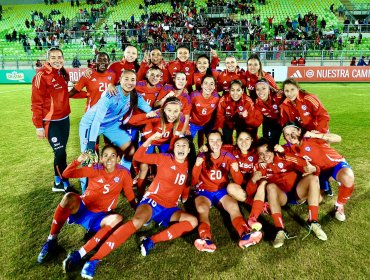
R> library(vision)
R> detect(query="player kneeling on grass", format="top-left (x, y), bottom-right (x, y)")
top-left (279, 121), bottom-right (355, 222)
top-left (76, 133), bottom-right (198, 279)
top-left (37, 145), bottom-right (137, 266)
top-left (255, 138), bottom-right (327, 248)
top-left (192, 130), bottom-right (262, 252)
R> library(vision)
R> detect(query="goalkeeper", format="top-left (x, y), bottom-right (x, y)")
top-left (79, 70), bottom-right (152, 192)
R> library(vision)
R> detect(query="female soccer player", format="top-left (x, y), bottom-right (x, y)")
top-left (216, 55), bottom-right (246, 94)
top-left (192, 131), bottom-right (262, 252)
top-left (137, 48), bottom-right (170, 85)
top-left (129, 97), bottom-right (187, 198)
top-left (255, 138), bottom-right (326, 248)
top-left (214, 80), bottom-right (262, 144)
top-left (254, 78), bottom-right (284, 145)
top-left (31, 47), bottom-right (72, 192)
top-left (244, 53), bottom-right (278, 102)
top-left (77, 133), bottom-right (198, 279)
top-left (37, 145), bottom-right (136, 265)
top-left (280, 78), bottom-right (330, 133)
top-left (79, 70), bottom-right (151, 191)
top-left (280, 121), bottom-right (355, 222)
top-left (135, 66), bottom-right (163, 108)
top-left (193, 53), bottom-right (219, 91)
top-left (189, 75), bottom-right (220, 146)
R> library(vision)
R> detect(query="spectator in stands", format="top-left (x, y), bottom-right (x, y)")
top-left (35, 59), bottom-right (42, 68)
top-left (357, 33), bottom-right (362, 45)
top-left (357, 56), bottom-right (367, 66)
top-left (267, 16), bottom-right (274, 29)
top-left (349, 57), bottom-right (356, 66)
top-left (291, 57), bottom-right (298, 66)
top-left (111, 48), bottom-right (116, 62)
top-left (72, 57), bottom-right (81, 68)
top-left (297, 56), bottom-right (306, 66)
top-left (330, 4), bottom-right (335, 14)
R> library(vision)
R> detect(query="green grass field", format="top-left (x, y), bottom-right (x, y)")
top-left (0, 83), bottom-right (369, 280)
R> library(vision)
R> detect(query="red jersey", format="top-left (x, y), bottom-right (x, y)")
top-left (216, 69), bottom-right (246, 94)
top-left (222, 144), bottom-right (258, 185)
top-left (137, 61), bottom-right (170, 85)
top-left (214, 93), bottom-right (262, 130)
top-left (129, 111), bottom-right (187, 145)
top-left (73, 69), bottom-right (116, 111)
top-left (31, 65), bottom-right (70, 128)
top-left (157, 85), bottom-right (191, 115)
top-left (62, 160), bottom-right (135, 212)
top-left (298, 57), bottom-right (306, 66)
top-left (108, 59), bottom-right (136, 84)
top-left (189, 90), bottom-right (219, 126)
top-left (193, 70), bottom-right (220, 91)
top-left (255, 92), bottom-right (284, 122)
top-left (135, 80), bottom-right (163, 108)
top-left (280, 91), bottom-right (330, 133)
top-left (192, 150), bottom-right (243, 192)
top-left (254, 154), bottom-right (318, 193)
top-left (283, 138), bottom-right (345, 171)
top-left (244, 71), bottom-right (278, 101)
top-left (291, 59), bottom-right (298, 66)
top-left (133, 146), bottom-right (189, 208)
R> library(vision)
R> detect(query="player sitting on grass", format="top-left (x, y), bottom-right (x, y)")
top-left (37, 145), bottom-right (136, 265)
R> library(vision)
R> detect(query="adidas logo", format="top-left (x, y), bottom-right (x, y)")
top-left (97, 178), bottom-right (104, 183)
top-left (52, 219), bottom-right (58, 225)
top-left (173, 67), bottom-right (177, 70)
top-left (196, 103), bottom-right (201, 107)
top-left (106, 242), bottom-right (115, 249)
top-left (167, 231), bottom-right (173, 240)
top-left (171, 165), bottom-right (176, 170)
top-left (223, 81), bottom-right (227, 84)
top-left (52, 78), bottom-right (56, 82)
top-left (291, 70), bottom-right (303, 78)
top-left (91, 78), bottom-right (96, 81)
top-left (94, 237), bottom-right (100, 243)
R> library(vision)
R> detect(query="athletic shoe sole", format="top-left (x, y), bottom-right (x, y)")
top-left (194, 239), bottom-right (216, 252)
top-left (239, 231), bottom-right (263, 249)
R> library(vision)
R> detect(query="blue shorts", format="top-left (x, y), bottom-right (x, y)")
top-left (319, 161), bottom-right (351, 190)
top-left (138, 197), bottom-right (180, 227)
top-left (67, 201), bottom-right (108, 232)
top-left (190, 123), bottom-right (204, 138)
top-left (80, 122), bottom-right (131, 152)
top-left (141, 143), bottom-right (170, 154)
top-left (194, 188), bottom-right (228, 206)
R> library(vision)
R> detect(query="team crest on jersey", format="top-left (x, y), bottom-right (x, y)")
top-left (211, 104), bottom-right (215, 108)
top-left (108, 76), bottom-right (112, 80)
top-left (248, 156), bottom-right (254, 162)
top-left (301, 105), bottom-right (307, 110)
top-left (221, 163), bottom-right (226, 168)
top-left (185, 67), bottom-right (189, 72)
top-left (51, 137), bottom-right (58, 143)
top-left (238, 106), bottom-right (243, 111)
top-left (305, 146), bottom-right (311, 152)
top-left (83, 139), bottom-right (88, 145)
top-left (278, 162), bottom-right (284, 168)
top-left (273, 105), bottom-right (278, 109)
top-left (114, 177), bottom-right (120, 183)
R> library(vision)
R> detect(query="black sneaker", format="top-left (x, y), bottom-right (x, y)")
top-left (52, 182), bottom-right (65, 192)
top-left (324, 186), bottom-right (333, 196)
top-left (64, 186), bottom-right (80, 194)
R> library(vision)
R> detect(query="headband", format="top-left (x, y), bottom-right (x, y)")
top-left (164, 100), bottom-right (182, 108)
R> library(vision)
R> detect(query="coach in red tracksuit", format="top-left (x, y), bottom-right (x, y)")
top-left (31, 47), bottom-right (71, 192)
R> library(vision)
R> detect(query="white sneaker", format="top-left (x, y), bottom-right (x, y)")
top-left (273, 230), bottom-right (287, 248)
top-left (335, 205), bottom-right (346, 222)
top-left (307, 221), bottom-right (327, 241)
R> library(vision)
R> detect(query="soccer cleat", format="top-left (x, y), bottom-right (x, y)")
top-left (239, 231), bottom-right (263, 249)
top-left (52, 182), bottom-right (65, 192)
top-left (194, 238), bottom-right (217, 253)
top-left (247, 217), bottom-right (262, 231)
top-left (335, 205), bottom-right (346, 222)
top-left (306, 221), bottom-right (327, 241)
top-left (140, 237), bottom-right (155, 256)
top-left (37, 239), bottom-right (58, 263)
top-left (273, 230), bottom-right (289, 248)
top-left (324, 185), bottom-right (333, 197)
top-left (81, 260), bottom-right (100, 279)
top-left (63, 251), bottom-right (82, 273)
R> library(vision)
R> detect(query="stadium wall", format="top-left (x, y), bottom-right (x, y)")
top-left (1, 67), bottom-right (369, 84)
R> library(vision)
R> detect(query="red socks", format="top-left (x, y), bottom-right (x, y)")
top-left (308, 205), bottom-right (319, 222)
top-left (82, 225), bottom-right (113, 254)
top-left (337, 185), bottom-right (354, 205)
top-left (151, 221), bottom-right (194, 243)
top-left (271, 213), bottom-right (284, 229)
top-left (137, 178), bottom-right (147, 198)
top-left (231, 216), bottom-right (248, 237)
top-left (50, 204), bottom-right (71, 236)
top-left (249, 200), bottom-right (264, 220)
top-left (198, 222), bottom-right (212, 240)
top-left (90, 221), bottom-right (137, 261)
